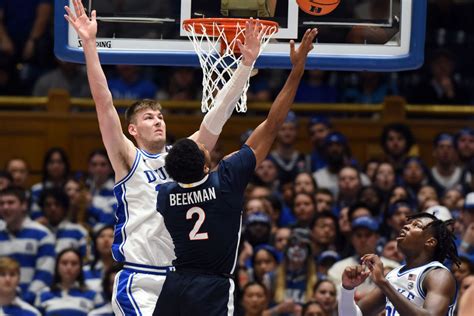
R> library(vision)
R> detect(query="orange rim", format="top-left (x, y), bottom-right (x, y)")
top-left (182, 18), bottom-right (279, 36)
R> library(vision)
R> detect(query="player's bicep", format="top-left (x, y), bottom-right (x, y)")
top-left (357, 287), bottom-right (386, 316)
top-left (422, 270), bottom-right (456, 316)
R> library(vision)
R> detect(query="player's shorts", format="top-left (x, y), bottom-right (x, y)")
top-left (153, 269), bottom-right (236, 316)
top-left (112, 263), bottom-right (173, 316)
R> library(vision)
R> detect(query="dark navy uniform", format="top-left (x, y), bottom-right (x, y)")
top-left (153, 145), bottom-right (256, 316)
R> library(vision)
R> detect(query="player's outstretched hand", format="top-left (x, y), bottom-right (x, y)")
top-left (361, 253), bottom-right (385, 285)
top-left (290, 28), bottom-right (318, 70)
top-left (238, 19), bottom-right (266, 66)
top-left (341, 264), bottom-right (370, 290)
top-left (64, 0), bottom-right (97, 42)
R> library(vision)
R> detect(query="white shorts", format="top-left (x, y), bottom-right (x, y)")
top-left (112, 264), bottom-right (171, 316)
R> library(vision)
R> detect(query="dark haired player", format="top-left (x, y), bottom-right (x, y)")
top-left (152, 28), bottom-right (318, 316)
top-left (338, 213), bottom-right (459, 316)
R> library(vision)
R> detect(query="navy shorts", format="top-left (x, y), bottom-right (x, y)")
top-left (153, 270), bottom-right (235, 316)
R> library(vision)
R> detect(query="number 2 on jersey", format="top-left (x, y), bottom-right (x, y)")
top-left (186, 207), bottom-right (209, 240)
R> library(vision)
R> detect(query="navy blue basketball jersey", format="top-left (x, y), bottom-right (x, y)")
top-left (157, 145), bottom-right (256, 275)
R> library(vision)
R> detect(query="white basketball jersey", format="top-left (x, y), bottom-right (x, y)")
top-left (112, 148), bottom-right (175, 267)
top-left (385, 261), bottom-right (456, 316)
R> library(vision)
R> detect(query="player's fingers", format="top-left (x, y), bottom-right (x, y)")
top-left (236, 39), bottom-right (244, 51)
top-left (289, 40), bottom-right (295, 54)
top-left (301, 29), bottom-right (312, 47)
top-left (91, 9), bottom-right (96, 21)
top-left (64, 6), bottom-right (76, 20)
top-left (79, 0), bottom-right (86, 16)
top-left (73, 0), bottom-right (81, 17)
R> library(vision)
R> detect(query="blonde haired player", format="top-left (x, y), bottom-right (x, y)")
top-left (64, 0), bottom-right (264, 314)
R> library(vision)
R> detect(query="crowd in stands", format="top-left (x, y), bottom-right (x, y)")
top-left (1, 116), bottom-right (474, 315)
top-left (1, 0), bottom-right (474, 105)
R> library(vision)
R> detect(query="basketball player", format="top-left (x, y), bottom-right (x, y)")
top-left (338, 213), bottom-right (459, 316)
top-left (64, 0), bottom-right (264, 314)
top-left (152, 28), bottom-right (318, 316)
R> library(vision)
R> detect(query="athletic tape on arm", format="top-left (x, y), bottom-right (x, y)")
top-left (202, 64), bottom-right (253, 135)
top-left (338, 287), bottom-right (363, 316)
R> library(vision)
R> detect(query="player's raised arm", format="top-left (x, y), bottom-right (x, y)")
top-left (64, 0), bottom-right (134, 174)
top-left (245, 28), bottom-right (318, 166)
top-left (189, 19), bottom-right (264, 151)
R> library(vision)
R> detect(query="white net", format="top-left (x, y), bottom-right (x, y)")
top-left (183, 19), bottom-right (278, 113)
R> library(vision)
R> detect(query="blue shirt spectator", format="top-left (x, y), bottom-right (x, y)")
top-left (108, 65), bottom-right (157, 99)
top-left (0, 187), bottom-right (55, 304)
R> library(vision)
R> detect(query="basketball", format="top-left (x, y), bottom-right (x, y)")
top-left (296, 0), bottom-right (341, 16)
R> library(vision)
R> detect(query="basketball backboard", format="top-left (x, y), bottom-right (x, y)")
top-left (54, 0), bottom-right (427, 71)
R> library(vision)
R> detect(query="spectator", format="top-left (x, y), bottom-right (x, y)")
top-left (442, 188), bottom-right (463, 211)
top-left (400, 157), bottom-right (430, 207)
top-left (165, 67), bottom-right (199, 100)
top-left (35, 248), bottom-right (101, 315)
top-left (239, 282), bottom-right (270, 316)
top-left (328, 216), bottom-right (399, 299)
top-left (313, 132), bottom-right (353, 197)
top-left (452, 255), bottom-right (474, 286)
top-left (269, 111), bottom-right (308, 184)
top-left (39, 188), bottom-right (88, 258)
top-left (0, 0), bottom-right (53, 93)
top-left (0, 257), bottom-right (41, 315)
top-left (455, 127), bottom-right (474, 167)
top-left (63, 178), bottom-right (89, 226)
top-left (310, 211), bottom-right (339, 257)
top-left (268, 228), bottom-right (317, 305)
top-left (357, 186), bottom-right (384, 217)
top-left (243, 212), bottom-right (273, 248)
top-left (417, 184), bottom-right (439, 211)
top-left (336, 166), bottom-right (364, 210)
top-left (384, 200), bottom-right (414, 240)
top-left (292, 192), bottom-right (317, 228)
top-left (294, 172), bottom-right (317, 195)
top-left (273, 227), bottom-right (291, 254)
top-left (85, 149), bottom-right (116, 228)
top-left (380, 123), bottom-right (416, 175)
top-left (301, 301), bottom-right (327, 316)
top-left (88, 263), bottom-right (122, 316)
top-left (294, 70), bottom-right (338, 103)
top-left (342, 72), bottom-right (398, 104)
top-left (254, 158), bottom-right (280, 192)
top-left (312, 279), bottom-right (337, 316)
top-left (306, 115), bottom-right (332, 172)
top-left (314, 188), bottom-right (334, 213)
top-left (316, 250), bottom-right (340, 279)
top-left (430, 133), bottom-right (462, 195)
top-left (249, 245), bottom-right (279, 284)
top-left (108, 65), bottom-right (157, 100)
top-left (387, 185), bottom-right (409, 205)
top-left (0, 170), bottom-right (12, 190)
top-left (363, 158), bottom-right (380, 182)
top-left (30, 147), bottom-right (70, 219)
top-left (0, 187), bottom-right (55, 303)
top-left (458, 193), bottom-right (474, 259)
top-left (409, 49), bottom-right (470, 105)
top-left (32, 60), bottom-right (90, 97)
top-left (372, 162), bottom-right (396, 201)
top-left (5, 157), bottom-right (30, 189)
top-left (381, 238), bottom-right (405, 263)
top-left (84, 225), bottom-right (115, 295)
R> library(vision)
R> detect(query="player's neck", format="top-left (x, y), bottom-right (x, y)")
top-left (403, 253), bottom-right (432, 270)
top-left (138, 142), bottom-right (166, 155)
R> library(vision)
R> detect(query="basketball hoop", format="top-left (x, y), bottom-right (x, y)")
top-left (183, 18), bottom-right (278, 113)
